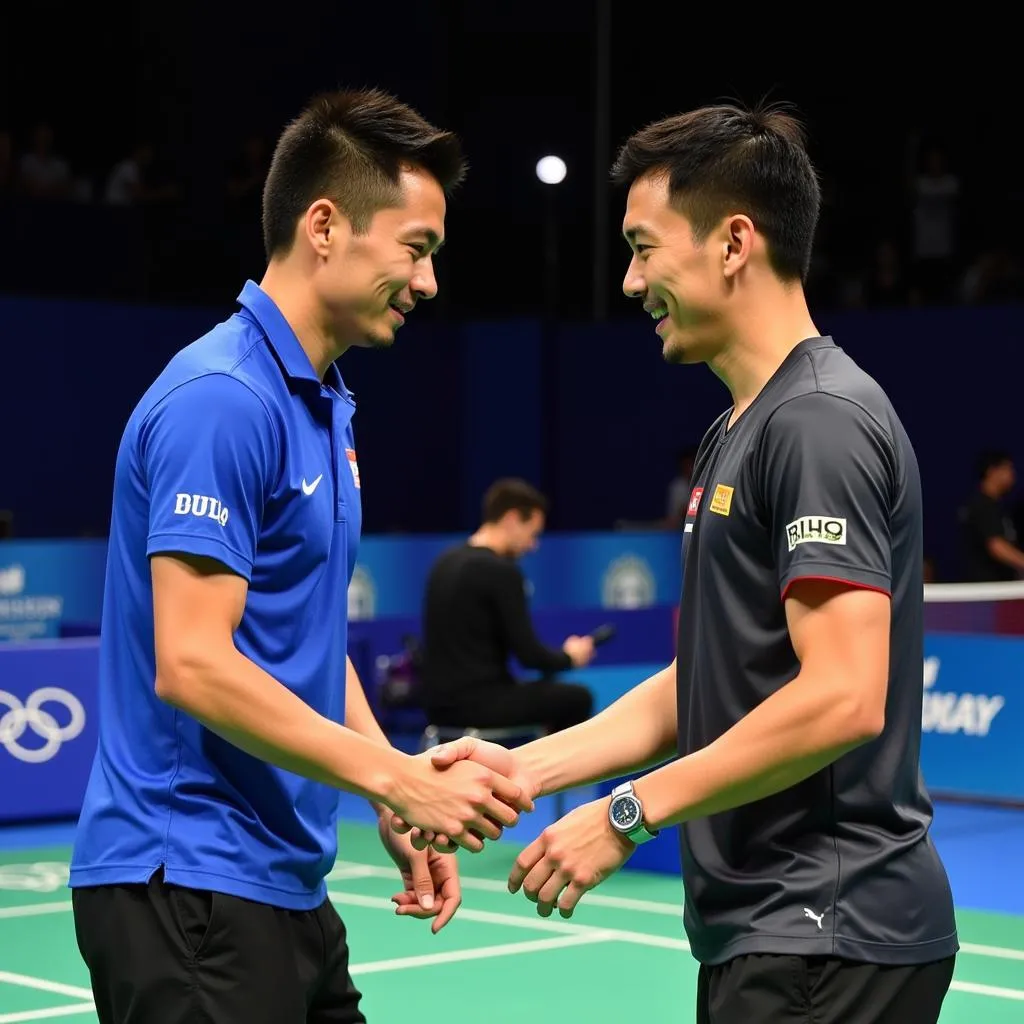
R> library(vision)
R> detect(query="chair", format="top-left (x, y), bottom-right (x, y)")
top-left (418, 722), bottom-right (566, 819)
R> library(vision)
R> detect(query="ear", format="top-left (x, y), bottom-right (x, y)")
top-left (721, 214), bottom-right (755, 279)
top-left (304, 199), bottom-right (347, 259)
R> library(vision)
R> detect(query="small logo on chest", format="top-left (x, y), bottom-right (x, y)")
top-left (687, 487), bottom-right (704, 517)
top-left (708, 483), bottom-right (734, 516)
top-left (301, 474), bottom-right (323, 496)
top-left (346, 449), bottom-right (361, 489)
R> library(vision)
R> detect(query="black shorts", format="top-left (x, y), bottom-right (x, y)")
top-left (71, 868), bottom-right (365, 1024)
top-left (697, 953), bottom-right (956, 1024)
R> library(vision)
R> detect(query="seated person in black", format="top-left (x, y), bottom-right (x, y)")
top-left (420, 478), bottom-right (595, 734)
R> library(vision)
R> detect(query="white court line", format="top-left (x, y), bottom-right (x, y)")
top-left (0, 973), bottom-right (92, 1001)
top-left (329, 890), bottom-right (691, 951)
top-left (329, 860), bottom-right (682, 915)
top-left (951, 980), bottom-right (1024, 1001)
top-left (0, 1005), bottom-right (95, 1023)
top-left (350, 931), bottom-right (615, 975)
top-left (331, 860), bottom-right (1024, 962)
top-left (331, 890), bottom-right (1024, 1003)
top-left (5, 874), bottom-right (1024, 964)
top-left (1, 866), bottom-right (1023, 1005)
top-left (0, 903), bottom-right (73, 921)
top-left (956, 941), bottom-right (1024, 962)
top-left (324, 865), bottom-right (379, 882)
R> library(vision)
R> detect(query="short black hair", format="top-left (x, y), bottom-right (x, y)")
top-left (482, 479), bottom-right (548, 524)
top-left (262, 88), bottom-right (467, 259)
top-left (611, 101), bottom-right (821, 282)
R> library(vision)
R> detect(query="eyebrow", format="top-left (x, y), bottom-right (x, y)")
top-left (623, 223), bottom-right (654, 245)
top-left (408, 227), bottom-right (445, 253)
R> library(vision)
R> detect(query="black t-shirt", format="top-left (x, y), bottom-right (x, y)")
top-left (959, 492), bottom-right (1018, 581)
top-left (676, 336), bottom-right (958, 967)
top-left (420, 544), bottom-right (572, 712)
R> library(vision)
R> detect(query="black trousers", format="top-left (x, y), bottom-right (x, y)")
top-left (72, 869), bottom-right (365, 1023)
top-left (430, 680), bottom-right (594, 734)
top-left (697, 953), bottom-right (956, 1024)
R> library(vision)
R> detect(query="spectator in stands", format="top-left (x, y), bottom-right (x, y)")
top-left (19, 122), bottom-right (72, 200)
top-left (909, 140), bottom-right (961, 303)
top-left (958, 449), bottom-right (1024, 580)
top-left (419, 478), bottom-right (595, 735)
top-left (960, 242), bottom-right (1024, 303)
top-left (104, 141), bottom-right (174, 206)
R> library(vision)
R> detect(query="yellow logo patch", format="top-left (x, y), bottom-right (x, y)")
top-left (709, 484), bottom-right (733, 516)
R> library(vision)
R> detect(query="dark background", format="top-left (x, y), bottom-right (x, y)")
top-left (1, 6), bottom-right (1020, 580)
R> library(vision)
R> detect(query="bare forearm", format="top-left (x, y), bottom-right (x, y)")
top-left (345, 656), bottom-right (389, 746)
top-left (156, 649), bottom-right (404, 807)
top-left (989, 537), bottom-right (1024, 571)
top-left (636, 670), bottom-right (880, 831)
top-left (517, 661), bottom-right (678, 796)
top-left (344, 656), bottom-right (392, 816)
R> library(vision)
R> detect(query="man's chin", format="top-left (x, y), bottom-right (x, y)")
top-left (355, 326), bottom-right (397, 350)
top-left (662, 337), bottom-right (689, 365)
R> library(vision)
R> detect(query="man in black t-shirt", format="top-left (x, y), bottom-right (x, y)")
top-left (419, 478), bottom-right (594, 734)
top-left (398, 102), bottom-right (957, 1024)
top-left (958, 449), bottom-right (1024, 581)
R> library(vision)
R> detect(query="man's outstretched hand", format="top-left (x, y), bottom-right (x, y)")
top-left (377, 811), bottom-right (461, 934)
top-left (391, 738), bottom-right (540, 854)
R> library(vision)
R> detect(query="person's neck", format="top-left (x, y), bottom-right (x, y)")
top-left (259, 261), bottom-right (349, 380)
top-left (709, 282), bottom-right (820, 427)
top-left (468, 525), bottom-right (509, 556)
top-left (981, 480), bottom-right (1004, 500)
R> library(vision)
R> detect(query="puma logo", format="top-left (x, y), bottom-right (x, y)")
top-left (803, 907), bottom-right (824, 930)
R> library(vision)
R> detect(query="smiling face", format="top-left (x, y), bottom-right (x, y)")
top-left (310, 166), bottom-right (447, 349)
top-left (620, 172), bottom-right (734, 366)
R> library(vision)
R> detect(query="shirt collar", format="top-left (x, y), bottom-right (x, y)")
top-left (236, 280), bottom-right (350, 398)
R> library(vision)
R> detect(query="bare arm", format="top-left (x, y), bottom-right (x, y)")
top-left (152, 554), bottom-right (530, 848)
top-left (344, 655), bottom-right (392, 817)
top-left (516, 659), bottom-right (679, 797)
top-left (152, 554), bottom-right (405, 804)
top-left (986, 535), bottom-right (1024, 572)
top-left (634, 580), bottom-right (889, 830)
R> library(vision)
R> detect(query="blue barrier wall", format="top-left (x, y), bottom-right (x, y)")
top-left (0, 541), bottom-right (108, 641)
top-left (0, 534), bottom-right (683, 639)
top-left (1, 631), bottom-right (1019, 841)
top-left (0, 639), bottom-right (99, 823)
top-left (4, 296), bottom-right (1024, 577)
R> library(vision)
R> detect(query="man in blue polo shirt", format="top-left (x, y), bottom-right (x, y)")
top-left (69, 88), bottom-right (530, 1024)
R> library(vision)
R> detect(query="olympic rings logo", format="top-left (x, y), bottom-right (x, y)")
top-left (0, 688), bottom-right (86, 764)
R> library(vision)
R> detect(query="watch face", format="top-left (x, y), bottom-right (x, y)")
top-left (611, 795), bottom-right (641, 831)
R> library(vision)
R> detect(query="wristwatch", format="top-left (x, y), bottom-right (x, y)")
top-left (607, 780), bottom-right (659, 844)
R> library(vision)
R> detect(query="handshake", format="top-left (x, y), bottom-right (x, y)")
top-left (388, 737), bottom-right (535, 854)
top-left (386, 734), bottom-right (638, 920)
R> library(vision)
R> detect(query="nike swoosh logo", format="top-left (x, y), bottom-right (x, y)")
top-left (301, 474), bottom-right (323, 496)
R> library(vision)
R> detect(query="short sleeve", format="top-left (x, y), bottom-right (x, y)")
top-left (140, 374), bottom-right (278, 580)
top-left (759, 393), bottom-right (894, 599)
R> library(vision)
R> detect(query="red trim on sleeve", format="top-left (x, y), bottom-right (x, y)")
top-left (781, 574), bottom-right (892, 602)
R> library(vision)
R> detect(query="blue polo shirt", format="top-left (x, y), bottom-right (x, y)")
top-left (69, 281), bottom-right (363, 910)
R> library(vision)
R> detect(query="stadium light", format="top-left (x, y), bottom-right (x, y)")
top-left (535, 155), bottom-right (567, 185)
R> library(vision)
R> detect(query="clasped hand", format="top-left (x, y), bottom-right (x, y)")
top-left (389, 743), bottom-right (534, 853)
top-left (391, 739), bottom-right (636, 918)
